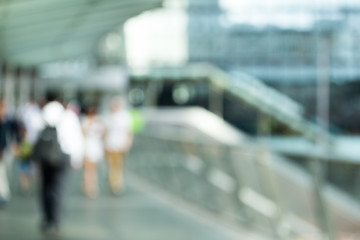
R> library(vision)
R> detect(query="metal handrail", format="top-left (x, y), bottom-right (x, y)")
top-left (128, 128), bottom-right (357, 240)
top-left (129, 63), bottom-right (329, 142)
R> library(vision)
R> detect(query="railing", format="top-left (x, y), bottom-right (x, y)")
top-left (127, 123), bottom-right (360, 240)
top-left (129, 63), bottom-right (322, 141)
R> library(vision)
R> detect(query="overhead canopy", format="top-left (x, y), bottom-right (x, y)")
top-left (0, 0), bottom-right (163, 66)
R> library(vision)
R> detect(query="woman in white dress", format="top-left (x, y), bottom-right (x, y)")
top-left (82, 106), bottom-right (104, 198)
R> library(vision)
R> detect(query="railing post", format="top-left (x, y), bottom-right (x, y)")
top-left (224, 145), bottom-right (252, 224)
top-left (309, 156), bottom-right (336, 240)
top-left (258, 148), bottom-right (286, 240)
top-left (313, 30), bottom-right (335, 240)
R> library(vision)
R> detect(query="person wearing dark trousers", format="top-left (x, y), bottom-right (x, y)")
top-left (39, 160), bottom-right (68, 233)
top-left (33, 91), bottom-right (84, 235)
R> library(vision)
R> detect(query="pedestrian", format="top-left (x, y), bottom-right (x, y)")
top-left (104, 97), bottom-right (133, 195)
top-left (16, 100), bottom-right (42, 194)
top-left (33, 91), bottom-right (84, 234)
top-left (0, 100), bottom-right (20, 207)
top-left (16, 123), bottom-right (34, 194)
top-left (82, 105), bottom-right (104, 198)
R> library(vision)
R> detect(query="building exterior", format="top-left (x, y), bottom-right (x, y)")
top-left (123, 1), bottom-right (360, 132)
top-left (183, 1), bottom-right (360, 133)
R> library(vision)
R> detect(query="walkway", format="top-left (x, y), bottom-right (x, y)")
top-left (0, 166), bottom-right (263, 240)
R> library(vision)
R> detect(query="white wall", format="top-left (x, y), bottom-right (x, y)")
top-left (124, 8), bottom-right (188, 68)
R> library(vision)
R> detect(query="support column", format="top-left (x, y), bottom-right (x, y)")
top-left (208, 82), bottom-right (223, 118)
top-left (0, 64), bottom-right (5, 99)
top-left (31, 68), bottom-right (45, 102)
top-left (312, 34), bottom-right (335, 240)
top-left (3, 65), bottom-right (16, 114)
top-left (145, 80), bottom-right (160, 107)
top-left (18, 68), bottom-right (32, 106)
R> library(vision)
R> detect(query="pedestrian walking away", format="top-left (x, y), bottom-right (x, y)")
top-left (104, 97), bottom-right (133, 195)
top-left (32, 91), bottom-right (84, 235)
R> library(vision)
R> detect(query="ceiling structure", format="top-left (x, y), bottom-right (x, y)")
top-left (0, 0), bottom-right (163, 66)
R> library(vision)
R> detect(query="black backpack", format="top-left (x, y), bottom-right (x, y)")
top-left (33, 125), bottom-right (67, 168)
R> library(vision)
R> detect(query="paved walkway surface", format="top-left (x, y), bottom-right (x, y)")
top-left (0, 167), bottom-right (261, 240)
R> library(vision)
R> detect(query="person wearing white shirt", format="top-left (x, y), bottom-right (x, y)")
top-left (104, 97), bottom-right (133, 195)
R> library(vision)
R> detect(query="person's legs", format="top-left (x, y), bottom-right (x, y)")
top-left (40, 165), bottom-right (54, 226)
top-left (92, 161), bottom-right (98, 196)
top-left (107, 151), bottom-right (116, 193)
top-left (51, 166), bottom-right (66, 227)
top-left (107, 151), bottom-right (124, 194)
top-left (117, 153), bottom-right (125, 192)
top-left (84, 159), bottom-right (98, 198)
top-left (0, 158), bottom-right (9, 206)
top-left (40, 164), bottom-right (66, 233)
top-left (19, 161), bottom-right (32, 193)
